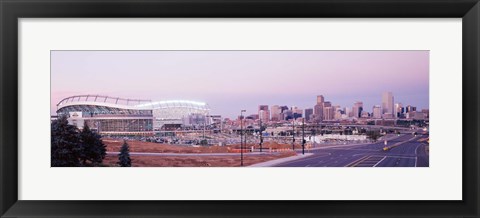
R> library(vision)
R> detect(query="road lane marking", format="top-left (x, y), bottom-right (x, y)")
top-left (414, 144), bottom-right (422, 167)
top-left (415, 143), bottom-right (421, 155)
top-left (373, 156), bottom-right (387, 167)
top-left (274, 152), bottom-right (331, 166)
top-left (382, 155), bottom-right (416, 159)
top-left (353, 156), bottom-right (386, 167)
top-left (345, 155), bottom-right (370, 167)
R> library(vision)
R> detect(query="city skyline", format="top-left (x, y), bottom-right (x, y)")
top-left (51, 50), bottom-right (429, 119)
top-left (243, 91), bottom-right (424, 120)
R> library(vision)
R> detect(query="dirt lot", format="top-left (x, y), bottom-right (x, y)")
top-left (103, 152), bottom-right (296, 167)
top-left (102, 139), bottom-right (299, 167)
top-left (104, 139), bottom-right (301, 153)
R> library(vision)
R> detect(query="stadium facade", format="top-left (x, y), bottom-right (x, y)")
top-left (56, 95), bottom-right (210, 135)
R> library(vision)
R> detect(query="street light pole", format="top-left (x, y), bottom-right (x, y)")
top-left (244, 121), bottom-right (247, 153)
top-left (259, 118), bottom-right (263, 152)
top-left (292, 118), bottom-right (295, 150)
top-left (203, 114), bottom-right (207, 140)
top-left (302, 118), bottom-right (305, 155)
top-left (240, 110), bottom-right (246, 166)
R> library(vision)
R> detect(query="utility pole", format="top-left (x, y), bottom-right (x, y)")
top-left (240, 110), bottom-right (246, 166)
top-left (302, 118), bottom-right (305, 155)
top-left (244, 127), bottom-right (247, 152)
top-left (203, 114), bottom-right (207, 141)
top-left (220, 116), bottom-right (223, 133)
top-left (259, 118), bottom-right (263, 152)
top-left (292, 118), bottom-right (295, 150)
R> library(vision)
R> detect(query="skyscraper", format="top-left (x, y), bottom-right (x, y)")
top-left (292, 106), bottom-right (303, 119)
top-left (394, 103), bottom-right (403, 118)
top-left (345, 107), bottom-right (352, 117)
top-left (334, 107), bottom-right (343, 120)
top-left (314, 95), bottom-right (325, 121)
top-left (279, 105), bottom-right (289, 120)
top-left (304, 108), bottom-right (313, 121)
top-left (316, 95), bottom-right (325, 104)
top-left (270, 105), bottom-right (281, 121)
top-left (322, 102), bottom-right (333, 120)
top-left (352, 101), bottom-right (363, 118)
top-left (323, 107), bottom-right (334, 120)
top-left (314, 104), bottom-right (323, 121)
top-left (373, 105), bottom-right (382, 119)
top-left (406, 105), bottom-right (417, 113)
top-left (258, 105), bottom-right (270, 123)
top-left (382, 92), bottom-right (394, 115)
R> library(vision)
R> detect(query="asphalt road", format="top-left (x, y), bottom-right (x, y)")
top-left (274, 134), bottom-right (429, 167)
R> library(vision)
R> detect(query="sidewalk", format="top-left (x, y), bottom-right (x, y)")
top-left (248, 153), bottom-right (313, 167)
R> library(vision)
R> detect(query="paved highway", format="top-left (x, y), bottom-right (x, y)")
top-left (274, 134), bottom-right (429, 167)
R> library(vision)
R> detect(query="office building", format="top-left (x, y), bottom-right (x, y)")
top-left (258, 105), bottom-right (270, 123)
top-left (373, 105), bottom-right (382, 119)
top-left (382, 92), bottom-right (394, 115)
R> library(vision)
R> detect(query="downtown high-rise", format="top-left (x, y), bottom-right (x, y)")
top-left (258, 105), bottom-right (270, 123)
top-left (382, 92), bottom-right (394, 116)
top-left (314, 95), bottom-right (325, 121)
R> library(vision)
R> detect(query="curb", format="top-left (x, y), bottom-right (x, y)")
top-left (248, 153), bottom-right (314, 167)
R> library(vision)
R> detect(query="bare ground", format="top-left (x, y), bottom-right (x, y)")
top-left (103, 151), bottom-right (296, 167)
top-left (103, 139), bottom-right (298, 167)
top-left (104, 139), bottom-right (301, 153)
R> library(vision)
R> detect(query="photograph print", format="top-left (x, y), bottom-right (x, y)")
top-left (51, 50), bottom-right (429, 167)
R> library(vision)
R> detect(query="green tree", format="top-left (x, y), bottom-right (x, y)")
top-left (199, 139), bottom-right (208, 146)
top-left (118, 140), bottom-right (131, 167)
top-left (79, 124), bottom-right (106, 166)
top-left (51, 116), bottom-right (82, 167)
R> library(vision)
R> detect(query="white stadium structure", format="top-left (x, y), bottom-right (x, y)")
top-left (56, 95), bottom-right (211, 135)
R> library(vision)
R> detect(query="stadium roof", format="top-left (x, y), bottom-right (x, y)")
top-left (57, 95), bottom-right (210, 111)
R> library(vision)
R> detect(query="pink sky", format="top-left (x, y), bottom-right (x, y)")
top-left (51, 51), bottom-right (429, 118)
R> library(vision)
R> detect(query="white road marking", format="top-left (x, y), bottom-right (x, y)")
top-left (414, 143), bottom-right (421, 167)
top-left (373, 156), bottom-right (387, 167)
top-left (415, 143), bottom-right (421, 155)
top-left (384, 155), bottom-right (416, 159)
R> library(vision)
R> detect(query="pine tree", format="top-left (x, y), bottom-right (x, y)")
top-left (51, 116), bottom-right (82, 167)
top-left (118, 140), bottom-right (131, 167)
top-left (79, 124), bottom-right (107, 166)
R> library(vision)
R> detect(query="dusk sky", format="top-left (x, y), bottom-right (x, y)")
top-left (51, 51), bottom-right (429, 118)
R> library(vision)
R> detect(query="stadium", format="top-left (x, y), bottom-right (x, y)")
top-left (56, 95), bottom-right (211, 135)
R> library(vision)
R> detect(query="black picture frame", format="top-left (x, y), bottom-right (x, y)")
top-left (1, 0), bottom-right (479, 217)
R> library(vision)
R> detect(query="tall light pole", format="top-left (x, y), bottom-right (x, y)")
top-left (302, 118), bottom-right (305, 155)
top-left (244, 118), bottom-right (247, 154)
top-left (259, 118), bottom-right (263, 152)
top-left (240, 110), bottom-right (246, 166)
top-left (204, 114), bottom-right (212, 141)
top-left (292, 118), bottom-right (295, 150)
top-left (203, 114), bottom-right (207, 140)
